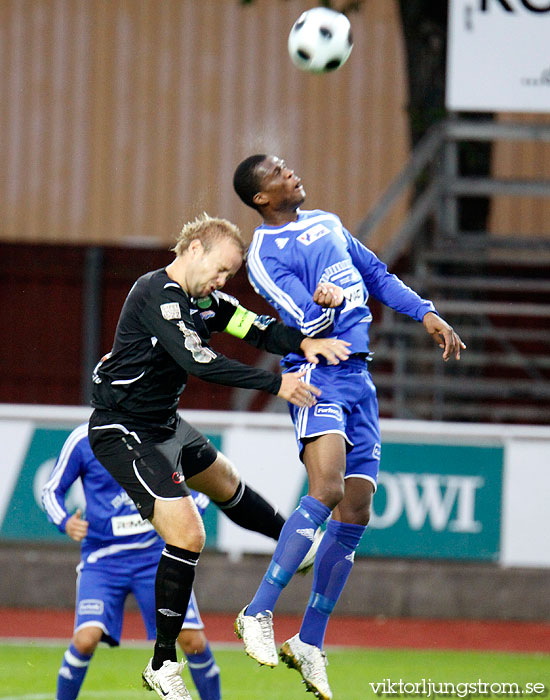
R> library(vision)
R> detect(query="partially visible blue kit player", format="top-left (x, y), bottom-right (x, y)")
top-left (42, 423), bottom-right (221, 700)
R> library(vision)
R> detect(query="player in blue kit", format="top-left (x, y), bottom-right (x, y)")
top-left (233, 154), bottom-right (466, 699)
top-left (42, 424), bottom-right (221, 700)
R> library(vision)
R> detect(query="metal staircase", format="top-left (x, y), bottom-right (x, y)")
top-left (360, 118), bottom-right (550, 424)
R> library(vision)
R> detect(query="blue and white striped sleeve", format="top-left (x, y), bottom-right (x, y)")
top-left (247, 237), bottom-right (340, 337)
top-left (41, 424), bottom-right (88, 533)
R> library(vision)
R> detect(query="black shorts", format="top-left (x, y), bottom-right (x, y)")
top-left (88, 409), bottom-right (218, 519)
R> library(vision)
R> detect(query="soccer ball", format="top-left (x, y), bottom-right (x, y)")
top-left (288, 7), bottom-right (353, 73)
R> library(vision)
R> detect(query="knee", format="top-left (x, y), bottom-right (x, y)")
top-left (177, 522), bottom-right (206, 552)
top-left (310, 481), bottom-right (345, 511)
top-left (178, 629), bottom-right (207, 656)
top-left (73, 627), bottom-right (102, 656)
top-left (338, 501), bottom-right (372, 526)
top-left (354, 503), bottom-right (371, 526)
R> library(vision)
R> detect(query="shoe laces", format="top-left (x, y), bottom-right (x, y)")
top-left (305, 647), bottom-right (329, 683)
top-left (161, 662), bottom-right (187, 694)
top-left (256, 613), bottom-right (274, 643)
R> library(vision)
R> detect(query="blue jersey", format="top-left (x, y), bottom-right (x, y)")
top-left (42, 424), bottom-right (209, 562)
top-left (247, 209), bottom-right (435, 362)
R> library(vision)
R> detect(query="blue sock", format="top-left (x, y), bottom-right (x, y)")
top-left (186, 643), bottom-right (221, 700)
top-left (247, 496), bottom-right (331, 616)
top-left (299, 519), bottom-right (366, 649)
top-left (56, 643), bottom-right (93, 700)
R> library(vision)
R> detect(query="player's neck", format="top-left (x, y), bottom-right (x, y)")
top-left (165, 258), bottom-right (189, 294)
top-left (262, 207), bottom-right (299, 227)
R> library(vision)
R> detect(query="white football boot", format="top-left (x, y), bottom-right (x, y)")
top-left (280, 633), bottom-right (332, 700)
top-left (234, 607), bottom-right (278, 666)
top-left (142, 658), bottom-right (191, 700)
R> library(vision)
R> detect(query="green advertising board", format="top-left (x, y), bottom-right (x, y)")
top-left (1, 427), bottom-right (503, 561)
top-left (0, 427), bottom-right (222, 548)
top-left (358, 443), bottom-right (503, 560)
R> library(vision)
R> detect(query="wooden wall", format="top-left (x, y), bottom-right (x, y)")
top-left (0, 0), bottom-right (410, 252)
top-left (489, 113), bottom-right (550, 237)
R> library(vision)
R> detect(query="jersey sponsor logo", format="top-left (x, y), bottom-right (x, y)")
top-left (275, 237), bottom-right (289, 249)
top-left (342, 281), bottom-right (365, 312)
top-left (78, 599), bottom-right (104, 615)
top-left (320, 260), bottom-right (353, 280)
top-left (372, 443), bottom-right (381, 460)
top-left (160, 302), bottom-right (181, 320)
top-left (176, 321), bottom-right (217, 363)
top-left (296, 224), bottom-right (331, 246)
top-left (314, 403), bottom-right (343, 421)
top-left (111, 514), bottom-right (155, 536)
top-left (296, 527), bottom-right (316, 541)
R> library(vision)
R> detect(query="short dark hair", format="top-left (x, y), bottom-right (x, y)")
top-left (233, 154), bottom-right (267, 210)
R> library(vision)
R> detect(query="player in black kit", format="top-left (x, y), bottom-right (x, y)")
top-left (88, 213), bottom-right (350, 700)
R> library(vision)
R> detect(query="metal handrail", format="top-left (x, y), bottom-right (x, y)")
top-left (355, 117), bottom-right (550, 266)
top-left (355, 121), bottom-right (444, 250)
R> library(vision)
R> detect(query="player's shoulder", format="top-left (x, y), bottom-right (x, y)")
top-left (136, 269), bottom-right (190, 316)
top-left (63, 423), bottom-right (90, 451)
top-left (211, 290), bottom-right (239, 308)
top-left (300, 209), bottom-right (341, 224)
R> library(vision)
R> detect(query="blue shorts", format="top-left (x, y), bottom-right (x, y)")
top-left (286, 356), bottom-right (381, 490)
top-left (75, 546), bottom-right (203, 646)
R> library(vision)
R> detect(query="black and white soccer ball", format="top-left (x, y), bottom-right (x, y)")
top-left (288, 7), bottom-right (353, 74)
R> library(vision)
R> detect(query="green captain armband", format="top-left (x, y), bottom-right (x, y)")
top-left (224, 305), bottom-right (258, 339)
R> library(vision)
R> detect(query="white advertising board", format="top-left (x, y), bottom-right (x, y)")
top-left (446, 0), bottom-right (550, 113)
top-left (1, 405), bottom-right (550, 567)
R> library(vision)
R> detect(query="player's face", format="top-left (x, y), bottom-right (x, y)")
top-left (256, 156), bottom-right (305, 210)
top-left (189, 238), bottom-right (243, 298)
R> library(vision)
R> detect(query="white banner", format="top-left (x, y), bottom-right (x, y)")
top-left (446, 0), bottom-right (550, 113)
top-left (2, 405), bottom-right (550, 566)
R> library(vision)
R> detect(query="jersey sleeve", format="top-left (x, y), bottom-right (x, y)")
top-left (344, 228), bottom-right (436, 321)
top-left (42, 428), bottom-right (86, 533)
top-left (142, 285), bottom-right (283, 395)
top-left (217, 296), bottom-right (306, 356)
top-left (247, 253), bottom-right (340, 337)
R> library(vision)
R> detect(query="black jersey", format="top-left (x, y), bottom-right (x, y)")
top-left (91, 268), bottom-right (305, 423)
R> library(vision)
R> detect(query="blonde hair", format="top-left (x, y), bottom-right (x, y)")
top-left (172, 213), bottom-right (245, 257)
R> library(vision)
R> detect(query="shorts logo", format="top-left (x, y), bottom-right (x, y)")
top-left (158, 608), bottom-right (181, 617)
top-left (372, 443), bottom-right (381, 460)
top-left (78, 599), bottom-right (104, 616)
top-left (160, 302), bottom-right (181, 320)
top-left (297, 224), bottom-right (330, 246)
top-left (314, 403), bottom-right (343, 421)
top-left (172, 471), bottom-right (184, 484)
